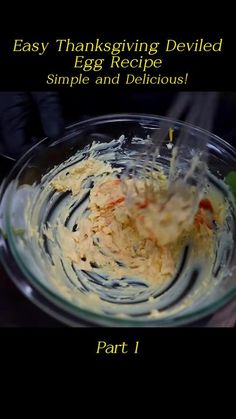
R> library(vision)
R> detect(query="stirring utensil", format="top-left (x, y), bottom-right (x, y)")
top-left (123, 92), bottom-right (219, 244)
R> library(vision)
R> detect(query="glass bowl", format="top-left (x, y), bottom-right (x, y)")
top-left (0, 113), bottom-right (236, 327)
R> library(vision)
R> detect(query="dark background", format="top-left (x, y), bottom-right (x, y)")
top-left (0, 14), bottom-right (234, 91)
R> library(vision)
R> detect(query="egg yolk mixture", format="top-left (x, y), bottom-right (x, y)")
top-left (49, 157), bottom-right (226, 285)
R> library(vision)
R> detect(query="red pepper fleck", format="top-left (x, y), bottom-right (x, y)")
top-left (194, 208), bottom-right (214, 230)
top-left (111, 179), bottom-right (122, 185)
top-left (106, 196), bottom-right (125, 209)
top-left (199, 198), bottom-right (213, 213)
top-left (137, 197), bottom-right (150, 209)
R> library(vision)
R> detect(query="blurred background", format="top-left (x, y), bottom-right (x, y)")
top-left (59, 90), bottom-right (236, 143)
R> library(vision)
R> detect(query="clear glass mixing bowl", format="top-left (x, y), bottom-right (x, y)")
top-left (0, 114), bottom-right (236, 327)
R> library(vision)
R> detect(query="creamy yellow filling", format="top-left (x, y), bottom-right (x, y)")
top-left (46, 156), bottom-right (225, 285)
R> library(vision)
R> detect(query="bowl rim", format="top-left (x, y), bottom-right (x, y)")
top-left (1, 112), bottom-right (236, 327)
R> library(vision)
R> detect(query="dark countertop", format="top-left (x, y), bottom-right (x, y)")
top-left (0, 264), bottom-right (61, 326)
